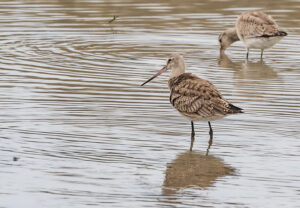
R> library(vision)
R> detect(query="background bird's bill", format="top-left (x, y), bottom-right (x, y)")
top-left (141, 66), bottom-right (167, 86)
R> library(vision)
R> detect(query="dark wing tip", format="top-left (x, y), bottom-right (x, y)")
top-left (278, 31), bottom-right (288, 36)
top-left (229, 103), bottom-right (244, 114)
top-left (259, 31), bottom-right (288, 38)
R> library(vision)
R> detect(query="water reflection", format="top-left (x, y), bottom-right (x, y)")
top-left (0, 0), bottom-right (299, 207)
top-left (218, 53), bottom-right (278, 80)
top-left (162, 151), bottom-right (234, 195)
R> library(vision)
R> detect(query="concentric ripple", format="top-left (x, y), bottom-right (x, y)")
top-left (0, 0), bottom-right (299, 208)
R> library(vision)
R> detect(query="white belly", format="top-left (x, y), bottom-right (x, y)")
top-left (243, 36), bottom-right (283, 49)
top-left (179, 111), bottom-right (227, 122)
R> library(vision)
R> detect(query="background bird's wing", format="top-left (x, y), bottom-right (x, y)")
top-left (236, 11), bottom-right (279, 39)
top-left (169, 74), bottom-right (233, 117)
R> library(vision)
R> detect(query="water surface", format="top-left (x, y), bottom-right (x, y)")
top-left (0, 0), bottom-right (299, 207)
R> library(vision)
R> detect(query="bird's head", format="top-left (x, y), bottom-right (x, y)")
top-left (141, 54), bottom-right (185, 86)
top-left (219, 27), bottom-right (239, 54)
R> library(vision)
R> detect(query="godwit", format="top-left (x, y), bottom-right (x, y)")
top-left (219, 10), bottom-right (287, 59)
top-left (141, 54), bottom-right (243, 155)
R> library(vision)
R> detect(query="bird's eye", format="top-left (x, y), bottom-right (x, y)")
top-left (167, 58), bottom-right (172, 63)
top-left (218, 34), bottom-right (222, 43)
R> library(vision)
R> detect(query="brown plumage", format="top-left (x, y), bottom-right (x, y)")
top-left (141, 54), bottom-right (243, 155)
top-left (236, 10), bottom-right (286, 40)
top-left (169, 73), bottom-right (242, 121)
top-left (219, 10), bottom-right (287, 59)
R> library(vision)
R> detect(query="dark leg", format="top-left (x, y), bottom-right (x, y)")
top-left (260, 49), bottom-right (264, 59)
top-left (206, 121), bottom-right (213, 156)
top-left (190, 121), bottom-right (195, 151)
top-left (246, 48), bottom-right (249, 60)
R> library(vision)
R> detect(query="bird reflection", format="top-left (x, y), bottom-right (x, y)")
top-left (162, 151), bottom-right (234, 195)
top-left (218, 53), bottom-right (278, 80)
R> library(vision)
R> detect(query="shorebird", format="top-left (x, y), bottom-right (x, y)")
top-left (219, 10), bottom-right (287, 59)
top-left (141, 54), bottom-right (243, 155)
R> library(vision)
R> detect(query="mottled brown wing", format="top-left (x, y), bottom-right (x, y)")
top-left (236, 11), bottom-right (279, 39)
top-left (168, 73), bottom-right (234, 118)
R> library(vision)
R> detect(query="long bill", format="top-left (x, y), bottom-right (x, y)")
top-left (141, 66), bottom-right (167, 86)
top-left (220, 46), bottom-right (225, 54)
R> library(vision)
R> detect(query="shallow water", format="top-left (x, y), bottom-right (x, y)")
top-left (0, 0), bottom-right (299, 207)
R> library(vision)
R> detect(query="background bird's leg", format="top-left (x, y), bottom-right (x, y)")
top-left (206, 121), bottom-right (213, 156)
top-left (190, 121), bottom-right (195, 151)
top-left (246, 48), bottom-right (249, 60)
top-left (260, 49), bottom-right (264, 60)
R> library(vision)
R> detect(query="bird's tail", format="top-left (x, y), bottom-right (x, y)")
top-left (259, 31), bottom-right (288, 38)
top-left (277, 31), bottom-right (288, 36)
top-left (229, 103), bottom-right (244, 114)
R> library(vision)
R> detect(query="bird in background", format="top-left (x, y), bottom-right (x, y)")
top-left (219, 10), bottom-right (287, 59)
top-left (141, 54), bottom-right (243, 155)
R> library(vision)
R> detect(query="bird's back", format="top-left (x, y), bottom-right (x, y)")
top-left (168, 73), bottom-right (243, 121)
top-left (236, 10), bottom-right (284, 40)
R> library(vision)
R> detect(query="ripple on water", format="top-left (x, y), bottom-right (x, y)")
top-left (0, 0), bottom-right (299, 208)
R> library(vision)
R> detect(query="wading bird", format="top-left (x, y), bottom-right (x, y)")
top-left (219, 10), bottom-right (287, 59)
top-left (141, 54), bottom-right (243, 155)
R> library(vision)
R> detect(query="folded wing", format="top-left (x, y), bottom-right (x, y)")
top-left (168, 73), bottom-right (243, 119)
top-left (236, 10), bottom-right (280, 40)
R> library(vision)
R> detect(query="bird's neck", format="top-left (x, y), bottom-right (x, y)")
top-left (169, 66), bottom-right (185, 79)
top-left (226, 27), bottom-right (240, 43)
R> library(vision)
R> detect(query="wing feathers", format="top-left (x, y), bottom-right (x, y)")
top-left (236, 11), bottom-right (281, 40)
top-left (168, 73), bottom-right (242, 119)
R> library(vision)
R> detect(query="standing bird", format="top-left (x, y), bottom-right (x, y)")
top-left (141, 54), bottom-right (243, 155)
top-left (219, 10), bottom-right (287, 59)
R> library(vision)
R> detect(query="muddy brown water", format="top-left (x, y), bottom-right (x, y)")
top-left (0, 0), bottom-right (299, 207)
